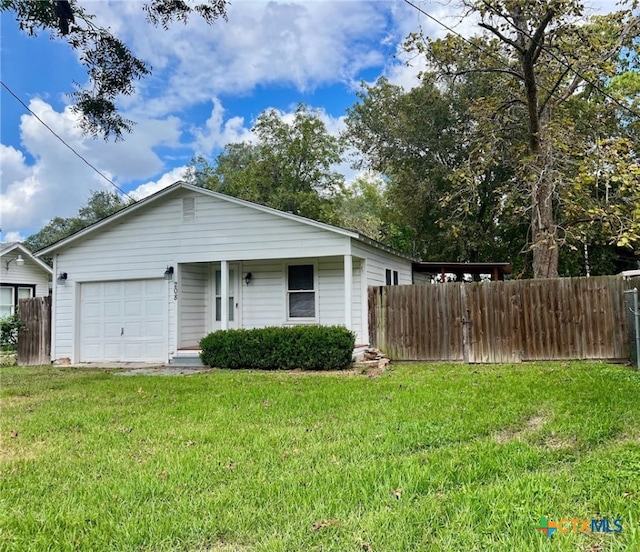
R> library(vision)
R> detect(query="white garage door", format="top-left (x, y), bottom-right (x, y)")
top-left (80, 279), bottom-right (168, 362)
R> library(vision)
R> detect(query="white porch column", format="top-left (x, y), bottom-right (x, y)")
top-left (344, 254), bottom-right (352, 331)
top-left (221, 259), bottom-right (229, 330)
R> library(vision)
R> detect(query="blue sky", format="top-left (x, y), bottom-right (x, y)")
top-left (0, 0), bottom-right (618, 242)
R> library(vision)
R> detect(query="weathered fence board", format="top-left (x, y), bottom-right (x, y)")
top-left (369, 276), bottom-right (638, 363)
top-left (17, 296), bottom-right (52, 366)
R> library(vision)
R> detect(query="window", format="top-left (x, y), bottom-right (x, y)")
top-left (0, 285), bottom-right (34, 317)
top-left (287, 264), bottom-right (315, 319)
top-left (393, 271), bottom-right (399, 285)
top-left (385, 269), bottom-right (399, 286)
top-left (385, 269), bottom-right (392, 285)
top-left (214, 270), bottom-right (235, 322)
top-left (0, 288), bottom-right (12, 318)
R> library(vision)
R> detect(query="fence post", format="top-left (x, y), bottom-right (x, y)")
top-left (460, 284), bottom-right (470, 363)
top-left (625, 288), bottom-right (640, 370)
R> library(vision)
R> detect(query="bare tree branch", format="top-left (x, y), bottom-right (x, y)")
top-left (478, 22), bottom-right (523, 53)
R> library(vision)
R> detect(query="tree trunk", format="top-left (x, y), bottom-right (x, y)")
top-left (531, 166), bottom-right (559, 278)
top-left (511, 5), bottom-right (559, 280)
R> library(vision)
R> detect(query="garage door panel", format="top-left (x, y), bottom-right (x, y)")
top-left (124, 281), bottom-right (143, 296)
top-left (146, 299), bottom-right (164, 316)
top-left (124, 343), bottom-right (145, 360)
top-left (145, 321), bottom-right (164, 338)
top-left (104, 322), bottom-right (122, 338)
top-left (104, 282), bottom-right (122, 296)
top-left (83, 284), bottom-right (102, 299)
top-left (125, 322), bottom-right (142, 337)
top-left (83, 302), bottom-right (102, 319)
top-left (83, 323), bottom-right (101, 339)
top-left (144, 344), bottom-right (165, 358)
top-left (104, 342), bottom-right (122, 359)
top-left (82, 344), bottom-right (101, 360)
top-left (80, 279), bottom-right (167, 362)
top-left (104, 301), bottom-right (122, 317)
top-left (124, 300), bottom-right (143, 317)
top-left (145, 280), bottom-right (164, 294)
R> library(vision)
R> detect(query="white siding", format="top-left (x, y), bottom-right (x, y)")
top-left (56, 189), bottom-right (350, 275)
top-left (1, 253), bottom-right (51, 297)
top-left (241, 260), bottom-right (285, 329)
top-left (239, 256), bottom-right (364, 343)
top-left (179, 263), bottom-right (208, 347)
top-left (52, 280), bottom-right (74, 361)
top-left (350, 241), bottom-right (413, 346)
top-left (351, 241), bottom-right (413, 286)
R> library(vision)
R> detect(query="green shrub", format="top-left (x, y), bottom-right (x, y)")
top-left (0, 314), bottom-right (24, 352)
top-left (199, 325), bottom-right (355, 370)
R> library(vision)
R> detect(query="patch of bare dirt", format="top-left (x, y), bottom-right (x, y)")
top-left (494, 414), bottom-right (549, 444)
top-left (542, 433), bottom-right (579, 451)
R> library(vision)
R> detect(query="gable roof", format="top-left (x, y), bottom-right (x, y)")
top-left (35, 181), bottom-right (415, 261)
top-left (1, 242), bottom-right (53, 274)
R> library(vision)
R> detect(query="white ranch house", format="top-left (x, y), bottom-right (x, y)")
top-left (37, 182), bottom-right (413, 364)
top-left (1, 242), bottom-right (52, 317)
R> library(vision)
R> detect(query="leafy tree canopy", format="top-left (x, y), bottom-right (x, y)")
top-left (346, 0), bottom-right (639, 277)
top-left (25, 189), bottom-right (131, 253)
top-left (2, 0), bottom-right (228, 140)
top-left (185, 104), bottom-right (346, 223)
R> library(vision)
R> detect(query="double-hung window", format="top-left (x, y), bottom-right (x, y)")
top-left (287, 264), bottom-right (316, 319)
top-left (0, 285), bottom-right (35, 317)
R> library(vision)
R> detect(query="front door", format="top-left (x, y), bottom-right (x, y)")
top-left (213, 265), bottom-right (239, 329)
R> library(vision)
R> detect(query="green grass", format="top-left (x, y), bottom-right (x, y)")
top-left (1, 362), bottom-right (640, 551)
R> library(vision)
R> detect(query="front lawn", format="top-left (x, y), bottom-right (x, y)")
top-left (1, 362), bottom-right (639, 551)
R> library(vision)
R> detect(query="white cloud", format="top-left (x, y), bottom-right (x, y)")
top-left (2, 231), bottom-right (26, 243)
top-left (0, 99), bottom-right (185, 236)
top-left (192, 98), bottom-right (255, 156)
top-left (128, 166), bottom-right (189, 201)
top-left (78, 1), bottom-right (394, 118)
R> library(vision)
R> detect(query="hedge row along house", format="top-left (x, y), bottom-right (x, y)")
top-left (36, 182), bottom-right (414, 364)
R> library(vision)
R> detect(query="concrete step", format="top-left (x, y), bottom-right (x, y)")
top-left (170, 352), bottom-right (204, 367)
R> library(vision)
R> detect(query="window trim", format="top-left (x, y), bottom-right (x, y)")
top-left (0, 284), bottom-right (35, 316)
top-left (285, 261), bottom-right (318, 322)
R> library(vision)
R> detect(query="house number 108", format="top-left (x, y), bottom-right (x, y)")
top-left (173, 282), bottom-right (178, 300)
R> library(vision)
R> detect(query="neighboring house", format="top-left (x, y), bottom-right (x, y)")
top-left (0, 242), bottom-right (53, 318)
top-left (36, 181), bottom-right (414, 364)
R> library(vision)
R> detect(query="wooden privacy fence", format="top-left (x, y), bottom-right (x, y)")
top-left (17, 296), bottom-right (52, 366)
top-left (369, 276), bottom-right (640, 363)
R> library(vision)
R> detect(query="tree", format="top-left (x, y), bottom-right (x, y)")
top-left (25, 189), bottom-right (131, 252)
top-left (345, 75), bottom-right (526, 267)
top-left (407, 0), bottom-right (640, 277)
top-left (2, 0), bottom-right (229, 140)
top-left (185, 104), bottom-right (346, 223)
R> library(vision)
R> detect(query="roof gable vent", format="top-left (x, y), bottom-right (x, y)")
top-left (182, 197), bottom-right (196, 222)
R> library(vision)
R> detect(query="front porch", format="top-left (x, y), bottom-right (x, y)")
top-left (171, 255), bottom-right (368, 361)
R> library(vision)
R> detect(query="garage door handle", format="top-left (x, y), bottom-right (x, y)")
top-left (121, 327), bottom-right (124, 336)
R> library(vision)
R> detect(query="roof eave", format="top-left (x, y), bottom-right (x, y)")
top-left (2, 243), bottom-right (53, 274)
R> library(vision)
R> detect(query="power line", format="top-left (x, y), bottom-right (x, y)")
top-left (401, 0), bottom-right (557, 98)
top-left (402, 0), bottom-right (640, 120)
top-left (0, 80), bottom-right (136, 202)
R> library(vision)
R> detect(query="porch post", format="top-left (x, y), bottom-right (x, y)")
top-left (344, 254), bottom-right (352, 331)
top-left (221, 259), bottom-right (229, 330)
